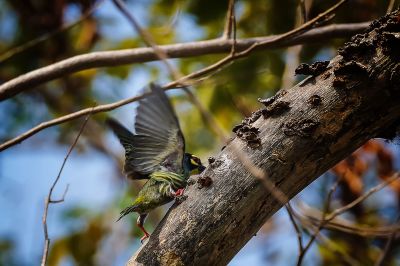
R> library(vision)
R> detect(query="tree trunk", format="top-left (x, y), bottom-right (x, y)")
top-left (128, 11), bottom-right (400, 266)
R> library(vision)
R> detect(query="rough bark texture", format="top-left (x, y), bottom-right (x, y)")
top-left (128, 11), bottom-right (400, 266)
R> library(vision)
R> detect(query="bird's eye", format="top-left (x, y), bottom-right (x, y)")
top-left (190, 158), bottom-right (199, 166)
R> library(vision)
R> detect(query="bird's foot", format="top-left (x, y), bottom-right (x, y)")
top-left (174, 188), bottom-right (185, 197)
top-left (174, 188), bottom-right (187, 203)
top-left (140, 233), bottom-right (150, 244)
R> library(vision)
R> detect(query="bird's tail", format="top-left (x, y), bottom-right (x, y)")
top-left (116, 204), bottom-right (138, 222)
top-left (106, 118), bottom-right (135, 147)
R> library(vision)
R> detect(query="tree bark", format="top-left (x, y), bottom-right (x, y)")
top-left (128, 11), bottom-right (400, 265)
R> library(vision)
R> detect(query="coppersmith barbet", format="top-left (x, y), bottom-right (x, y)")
top-left (107, 84), bottom-right (205, 242)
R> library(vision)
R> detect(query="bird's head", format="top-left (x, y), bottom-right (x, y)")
top-left (184, 153), bottom-right (206, 175)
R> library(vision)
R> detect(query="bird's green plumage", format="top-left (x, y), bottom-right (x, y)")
top-left (118, 171), bottom-right (187, 218)
top-left (109, 84), bottom-right (205, 226)
top-left (150, 171), bottom-right (188, 192)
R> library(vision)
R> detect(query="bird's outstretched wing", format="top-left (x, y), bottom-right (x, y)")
top-left (108, 84), bottom-right (185, 179)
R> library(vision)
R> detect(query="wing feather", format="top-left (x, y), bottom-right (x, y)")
top-left (108, 84), bottom-right (185, 179)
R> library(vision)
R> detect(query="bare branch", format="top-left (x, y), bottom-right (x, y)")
top-left (0, 21), bottom-right (369, 101)
top-left (296, 176), bottom-right (340, 265)
top-left (41, 113), bottom-right (91, 266)
top-left (298, 0), bottom-right (308, 23)
top-left (286, 203), bottom-right (304, 256)
top-left (387, 0), bottom-right (397, 14)
top-left (325, 173), bottom-right (400, 222)
top-left (298, 204), bottom-right (400, 238)
top-left (112, 0), bottom-right (180, 80)
top-left (0, 91), bottom-right (152, 151)
top-left (230, 1), bottom-right (237, 54)
top-left (281, 0), bottom-right (310, 88)
top-left (222, 0), bottom-right (235, 39)
top-left (49, 185), bottom-right (70, 204)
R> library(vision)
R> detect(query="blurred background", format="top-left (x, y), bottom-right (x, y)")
top-left (0, 0), bottom-right (399, 265)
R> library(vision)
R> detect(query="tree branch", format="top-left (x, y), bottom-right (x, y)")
top-left (297, 175), bottom-right (341, 265)
top-left (41, 113), bottom-right (90, 266)
top-left (0, 22), bottom-right (369, 101)
top-left (127, 11), bottom-right (400, 265)
top-left (298, 204), bottom-right (400, 238)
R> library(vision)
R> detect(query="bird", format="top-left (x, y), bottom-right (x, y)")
top-left (107, 83), bottom-right (205, 243)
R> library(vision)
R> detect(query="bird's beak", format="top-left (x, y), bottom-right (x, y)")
top-left (198, 165), bottom-right (206, 173)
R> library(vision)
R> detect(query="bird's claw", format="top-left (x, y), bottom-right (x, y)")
top-left (174, 188), bottom-right (187, 204)
top-left (140, 233), bottom-right (150, 244)
top-left (174, 188), bottom-right (187, 203)
top-left (174, 188), bottom-right (185, 197)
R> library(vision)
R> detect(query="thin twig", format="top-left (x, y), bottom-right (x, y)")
top-left (112, 0), bottom-right (180, 81)
top-left (281, 0), bottom-right (310, 88)
top-left (231, 141), bottom-right (290, 204)
top-left (386, 0), bottom-right (396, 14)
top-left (325, 173), bottom-right (399, 222)
top-left (255, 0), bottom-right (348, 48)
top-left (41, 112), bottom-right (92, 266)
top-left (222, 0), bottom-right (235, 39)
top-left (299, 0), bottom-right (308, 23)
top-left (323, 175), bottom-right (341, 214)
top-left (297, 202), bottom-right (400, 238)
top-left (0, 57), bottom-right (232, 152)
top-left (229, 0), bottom-right (237, 55)
top-left (0, 0), bottom-right (104, 63)
top-left (49, 185), bottom-right (69, 204)
top-left (0, 92), bottom-right (148, 151)
top-left (297, 176), bottom-right (341, 266)
top-left (286, 203), bottom-right (304, 256)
